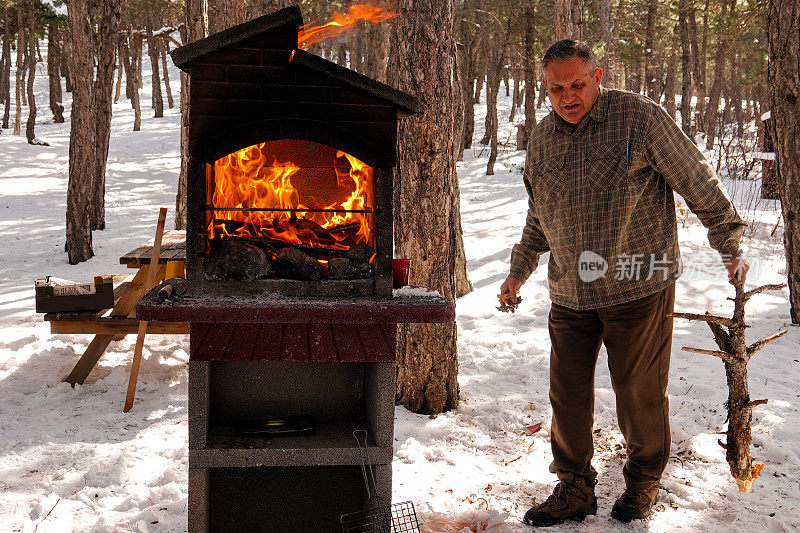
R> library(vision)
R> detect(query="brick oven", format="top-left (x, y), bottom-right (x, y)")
top-left (136, 6), bottom-right (454, 533)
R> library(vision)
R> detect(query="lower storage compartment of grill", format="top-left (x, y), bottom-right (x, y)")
top-left (190, 464), bottom-right (391, 533)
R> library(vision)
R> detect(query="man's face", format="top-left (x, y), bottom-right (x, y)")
top-left (542, 57), bottom-right (603, 125)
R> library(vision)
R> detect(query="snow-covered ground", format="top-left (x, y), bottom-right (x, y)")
top-left (0, 47), bottom-right (798, 533)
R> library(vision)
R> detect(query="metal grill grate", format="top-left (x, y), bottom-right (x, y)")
top-left (340, 501), bottom-right (419, 533)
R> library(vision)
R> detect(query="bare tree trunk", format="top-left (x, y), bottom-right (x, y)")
top-left (696, 0), bottom-right (710, 132)
top-left (704, 0), bottom-right (729, 150)
top-left (523, 7), bottom-right (537, 149)
top-left (91, 0), bottom-right (120, 230)
top-left (485, 19), bottom-right (504, 175)
top-left (65, 0), bottom-right (96, 263)
top-left (663, 52), bottom-right (677, 119)
top-left (208, 0), bottom-right (246, 34)
top-left (176, 0), bottom-right (206, 230)
top-left (122, 30), bottom-right (141, 131)
top-left (47, 25), bottom-right (65, 123)
top-left (644, 0), bottom-right (658, 100)
top-left (768, 0), bottom-right (800, 324)
top-left (61, 40), bottom-right (72, 93)
top-left (24, 0), bottom-right (36, 144)
top-left (598, 0), bottom-right (613, 85)
top-left (554, 0), bottom-right (575, 40)
top-left (160, 36), bottom-right (174, 108)
top-left (114, 36), bottom-right (123, 103)
top-left (389, 0), bottom-right (460, 414)
top-left (146, 21), bottom-right (163, 117)
top-left (678, 0), bottom-right (693, 138)
top-left (14, 6), bottom-right (23, 135)
top-left (2, 4), bottom-right (10, 129)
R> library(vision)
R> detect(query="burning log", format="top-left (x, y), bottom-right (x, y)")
top-left (274, 248), bottom-right (325, 281)
top-left (328, 258), bottom-right (372, 280)
top-left (669, 280), bottom-right (788, 492)
top-left (205, 240), bottom-right (272, 281)
top-left (345, 242), bottom-right (375, 264)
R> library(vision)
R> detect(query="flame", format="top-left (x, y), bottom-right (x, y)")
top-left (298, 4), bottom-right (400, 48)
top-left (208, 144), bottom-right (374, 251)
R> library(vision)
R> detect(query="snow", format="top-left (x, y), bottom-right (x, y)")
top-left (761, 110), bottom-right (771, 121)
top-left (1, 44), bottom-right (799, 533)
top-left (753, 152), bottom-right (776, 161)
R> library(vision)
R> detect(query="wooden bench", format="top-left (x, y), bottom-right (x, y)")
top-left (45, 230), bottom-right (189, 386)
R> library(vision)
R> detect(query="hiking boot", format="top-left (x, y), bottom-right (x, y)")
top-left (523, 472), bottom-right (597, 527)
top-left (610, 486), bottom-right (659, 522)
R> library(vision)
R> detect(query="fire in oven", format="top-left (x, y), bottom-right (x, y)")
top-left (203, 140), bottom-right (377, 282)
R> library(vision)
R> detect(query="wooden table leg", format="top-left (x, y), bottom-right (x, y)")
top-left (64, 334), bottom-right (116, 386)
top-left (124, 207), bottom-right (168, 412)
top-left (62, 259), bottom-right (165, 387)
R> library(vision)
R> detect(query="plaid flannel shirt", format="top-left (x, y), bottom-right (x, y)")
top-left (510, 87), bottom-right (746, 310)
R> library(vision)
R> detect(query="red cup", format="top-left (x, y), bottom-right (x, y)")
top-left (393, 258), bottom-right (411, 289)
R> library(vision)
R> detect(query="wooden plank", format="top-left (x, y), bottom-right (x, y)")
top-left (50, 320), bottom-right (189, 335)
top-left (119, 230), bottom-right (185, 267)
top-left (125, 207), bottom-right (168, 412)
top-left (64, 334), bottom-right (115, 386)
top-left (112, 264), bottom-right (166, 318)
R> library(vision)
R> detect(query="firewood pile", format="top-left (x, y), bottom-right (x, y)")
top-left (205, 237), bottom-right (374, 282)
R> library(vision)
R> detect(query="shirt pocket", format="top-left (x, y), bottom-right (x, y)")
top-left (534, 153), bottom-right (566, 202)
top-left (585, 142), bottom-right (627, 191)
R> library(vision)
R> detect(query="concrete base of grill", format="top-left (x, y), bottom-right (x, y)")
top-left (187, 360), bottom-right (396, 532)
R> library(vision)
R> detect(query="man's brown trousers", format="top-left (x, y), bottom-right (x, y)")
top-left (547, 282), bottom-right (676, 490)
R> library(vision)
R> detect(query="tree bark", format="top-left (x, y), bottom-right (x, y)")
top-left (644, 0), bottom-right (658, 100)
top-left (146, 21), bottom-right (163, 118)
top-left (484, 17), bottom-right (505, 175)
top-left (663, 52), bottom-right (677, 119)
top-left (176, 0), bottom-right (206, 230)
top-left (114, 36), bottom-right (123, 103)
top-left (14, 6), bottom-right (23, 135)
top-left (1, 8), bottom-right (8, 129)
top-left (61, 39), bottom-right (73, 93)
top-left (523, 7), bottom-right (537, 149)
top-left (2, 4), bottom-right (11, 129)
top-left (554, 0), bottom-right (575, 40)
top-left (208, 0), bottom-right (246, 34)
top-left (767, 0), bottom-right (800, 324)
top-left (65, 0), bottom-right (96, 263)
top-left (121, 30), bottom-right (141, 131)
top-left (47, 25), bottom-right (65, 123)
top-left (160, 36), bottom-right (174, 109)
top-left (678, 0), bottom-right (693, 138)
top-left (24, 0), bottom-right (36, 143)
top-left (389, 0), bottom-right (460, 414)
top-left (91, 0), bottom-right (120, 230)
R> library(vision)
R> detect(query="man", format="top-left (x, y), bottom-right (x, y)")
top-left (500, 40), bottom-right (749, 526)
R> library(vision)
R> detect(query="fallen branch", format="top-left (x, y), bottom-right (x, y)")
top-left (33, 497), bottom-right (60, 533)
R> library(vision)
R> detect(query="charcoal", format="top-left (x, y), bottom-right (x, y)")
top-left (346, 242), bottom-right (375, 264)
top-left (205, 240), bottom-right (272, 281)
top-left (328, 257), bottom-right (372, 280)
top-left (274, 247), bottom-right (325, 281)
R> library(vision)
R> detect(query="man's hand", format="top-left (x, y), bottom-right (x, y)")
top-left (724, 255), bottom-right (749, 286)
top-left (499, 276), bottom-right (523, 305)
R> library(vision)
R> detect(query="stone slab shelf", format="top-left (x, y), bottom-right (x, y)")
top-left (136, 288), bottom-right (455, 324)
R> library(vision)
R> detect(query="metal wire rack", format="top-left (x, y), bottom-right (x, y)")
top-left (340, 501), bottom-right (419, 533)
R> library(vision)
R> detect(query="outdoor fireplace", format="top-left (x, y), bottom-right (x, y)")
top-left (137, 6), bottom-right (454, 532)
top-left (175, 5), bottom-right (415, 298)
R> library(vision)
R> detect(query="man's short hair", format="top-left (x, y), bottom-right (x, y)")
top-left (542, 39), bottom-right (596, 71)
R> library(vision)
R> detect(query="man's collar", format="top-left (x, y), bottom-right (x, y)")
top-left (551, 86), bottom-right (607, 134)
